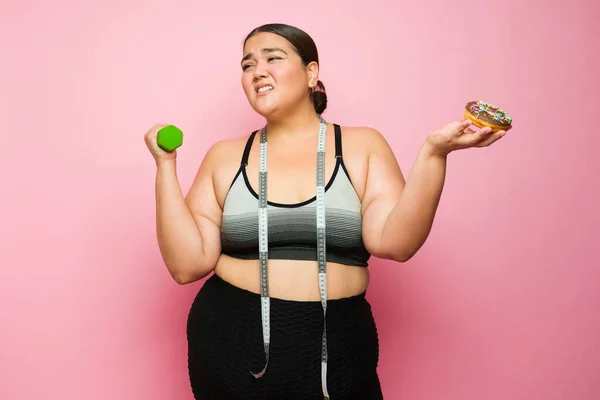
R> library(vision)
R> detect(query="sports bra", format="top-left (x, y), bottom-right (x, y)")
top-left (219, 124), bottom-right (371, 267)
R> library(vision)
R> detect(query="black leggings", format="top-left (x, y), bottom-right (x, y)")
top-left (186, 273), bottom-right (383, 399)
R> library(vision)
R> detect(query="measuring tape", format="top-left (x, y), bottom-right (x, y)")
top-left (250, 116), bottom-right (331, 399)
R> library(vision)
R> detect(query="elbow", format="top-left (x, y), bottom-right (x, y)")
top-left (374, 247), bottom-right (415, 263)
top-left (392, 251), bottom-right (415, 263)
top-left (391, 238), bottom-right (427, 263)
top-left (376, 229), bottom-right (423, 264)
top-left (172, 270), bottom-right (208, 285)
top-left (169, 261), bottom-right (214, 285)
top-left (172, 273), bottom-right (196, 285)
top-left (389, 244), bottom-right (421, 263)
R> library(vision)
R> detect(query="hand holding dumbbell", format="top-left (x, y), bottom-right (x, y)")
top-left (144, 123), bottom-right (183, 164)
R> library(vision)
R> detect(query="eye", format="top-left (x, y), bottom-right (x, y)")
top-left (268, 57), bottom-right (281, 62)
top-left (242, 64), bottom-right (253, 71)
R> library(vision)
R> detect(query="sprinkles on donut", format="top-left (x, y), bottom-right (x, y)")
top-left (464, 100), bottom-right (512, 132)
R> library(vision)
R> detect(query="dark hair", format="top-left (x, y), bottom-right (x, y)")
top-left (244, 23), bottom-right (327, 114)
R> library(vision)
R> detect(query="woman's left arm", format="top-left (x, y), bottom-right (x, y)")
top-left (361, 120), bottom-right (506, 262)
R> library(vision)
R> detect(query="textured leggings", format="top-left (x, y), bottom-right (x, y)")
top-left (186, 273), bottom-right (383, 399)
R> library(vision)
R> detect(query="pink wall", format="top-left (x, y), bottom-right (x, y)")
top-left (2, 0), bottom-right (599, 399)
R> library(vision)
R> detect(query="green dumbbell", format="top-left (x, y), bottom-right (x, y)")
top-left (157, 125), bottom-right (183, 152)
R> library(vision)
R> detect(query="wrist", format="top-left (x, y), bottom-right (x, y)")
top-left (156, 157), bottom-right (177, 170)
top-left (422, 138), bottom-right (449, 159)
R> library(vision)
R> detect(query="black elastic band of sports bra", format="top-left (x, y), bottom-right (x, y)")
top-left (241, 130), bottom-right (258, 166)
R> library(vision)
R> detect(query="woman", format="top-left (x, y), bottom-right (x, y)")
top-left (144, 23), bottom-right (506, 400)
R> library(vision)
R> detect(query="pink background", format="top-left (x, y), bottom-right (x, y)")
top-left (2, 0), bottom-right (599, 399)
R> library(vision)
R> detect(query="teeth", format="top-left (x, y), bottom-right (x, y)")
top-left (258, 86), bottom-right (273, 93)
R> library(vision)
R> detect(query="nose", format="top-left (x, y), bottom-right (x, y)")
top-left (253, 60), bottom-right (268, 81)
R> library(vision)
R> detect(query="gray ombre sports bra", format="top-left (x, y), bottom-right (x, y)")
top-left (220, 124), bottom-right (371, 267)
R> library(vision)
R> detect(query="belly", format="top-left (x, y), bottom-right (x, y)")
top-left (214, 254), bottom-right (370, 301)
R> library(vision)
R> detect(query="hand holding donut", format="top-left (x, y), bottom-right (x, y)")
top-left (426, 100), bottom-right (513, 157)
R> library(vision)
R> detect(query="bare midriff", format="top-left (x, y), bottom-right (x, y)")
top-left (214, 254), bottom-right (369, 301)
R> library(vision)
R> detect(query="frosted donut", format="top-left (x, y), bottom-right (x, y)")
top-left (464, 100), bottom-right (512, 132)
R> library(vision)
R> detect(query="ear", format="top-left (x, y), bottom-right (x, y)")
top-left (306, 61), bottom-right (319, 88)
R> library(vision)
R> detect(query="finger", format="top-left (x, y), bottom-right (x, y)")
top-left (466, 126), bottom-right (493, 144)
top-left (476, 136), bottom-right (500, 147)
top-left (463, 126), bottom-right (479, 135)
top-left (476, 130), bottom-right (505, 147)
top-left (474, 126), bottom-right (492, 141)
top-left (456, 119), bottom-right (474, 135)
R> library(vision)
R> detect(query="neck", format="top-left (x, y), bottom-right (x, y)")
top-left (264, 100), bottom-right (321, 140)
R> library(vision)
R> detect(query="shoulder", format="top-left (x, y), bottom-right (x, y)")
top-left (336, 125), bottom-right (394, 158)
top-left (338, 124), bottom-right (402, 182)
top-left (333, 124), bottom-right (397, 200)
top-left (197, 130), bottom-right (258, 208)
top-left (337, 124), bottom-right (389, 145)
top-left (203, 133), bottom-right (251, 162)
top-left (197, 130), bottom-right (258, 174)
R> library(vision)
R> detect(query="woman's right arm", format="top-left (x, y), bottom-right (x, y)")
top-left (146, 124), bottom-right (223, 284)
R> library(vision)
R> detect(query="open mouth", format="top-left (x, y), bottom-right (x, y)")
top-left (257, 85), bottom-right (274, 94)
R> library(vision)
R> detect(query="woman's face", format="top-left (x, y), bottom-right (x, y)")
top-left (241, 32), bottom-right (315, 118)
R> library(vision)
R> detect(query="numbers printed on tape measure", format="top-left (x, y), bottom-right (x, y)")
top-left (254, 117), bottom-right (331, 398)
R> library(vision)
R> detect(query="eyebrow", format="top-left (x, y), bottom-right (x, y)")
top-left (241, 47), bottom-right (287, 63)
